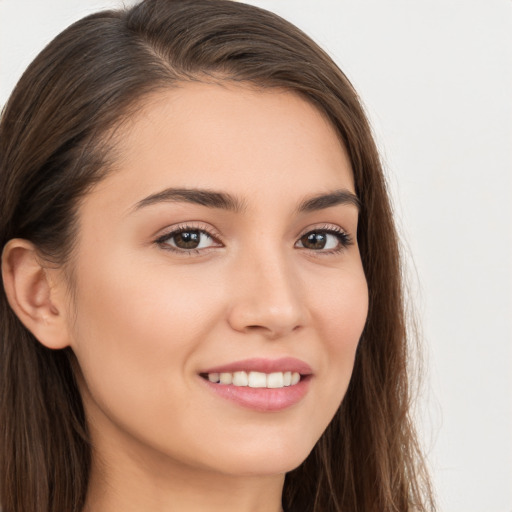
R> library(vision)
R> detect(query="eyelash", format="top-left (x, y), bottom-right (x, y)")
top-left (154, 223), bottom-right (222, 255)
top-left (154, 223), bottom-right (353, 256)
top-left (296, 225), bottom-right (353, 255)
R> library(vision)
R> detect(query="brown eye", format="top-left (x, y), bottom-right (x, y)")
top-left (173, 230), bottom-right (201, 249)
top-left (158, 228), bottom-right (218, 251)
top-left (295, 229), bottom-right (351, 252)
top-left (300, 232), bottom-right (328, 250)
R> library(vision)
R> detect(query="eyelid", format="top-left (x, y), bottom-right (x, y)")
top-left (154, 222), bottom-right (224, 253)
top-left (296, 223), bottom-right (351, 239)
top-left (297, 222), bottom-right (350, 239)
top-left (295, 223), bottom-right (353, 254)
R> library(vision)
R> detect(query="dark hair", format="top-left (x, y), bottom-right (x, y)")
top-left (0, 1), bottom-right (434, 511)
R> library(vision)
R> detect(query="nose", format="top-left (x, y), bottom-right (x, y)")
top-left (226, 249), bottom-right (308, 339)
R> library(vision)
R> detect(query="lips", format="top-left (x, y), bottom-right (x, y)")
top-left (199, 357), bottom-right (312, 412)
top-left (200, 357), bottom-right (313, 375)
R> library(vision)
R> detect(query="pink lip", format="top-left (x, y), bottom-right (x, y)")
top-left (198, 357), bottom-right (313, 412)
top-left (200, 357), bottom-right (313, 375)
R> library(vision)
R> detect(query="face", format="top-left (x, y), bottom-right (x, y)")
top-left (63, 83), bottom-right (368, 479)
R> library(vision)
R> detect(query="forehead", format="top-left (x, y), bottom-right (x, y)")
top-left (89, 82), bottom-right (355, 213)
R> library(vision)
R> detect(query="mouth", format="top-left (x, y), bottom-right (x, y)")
top-left (198, 358), bottom-right (313, 411)
top-left (200, 370), bottom-right (306, 389)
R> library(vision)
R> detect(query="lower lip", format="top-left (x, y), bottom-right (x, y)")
top-left (200, 376), bottom-right (311, 412)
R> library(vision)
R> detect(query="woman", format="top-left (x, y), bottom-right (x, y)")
top-left (0, 0), bottom-right (435, 511)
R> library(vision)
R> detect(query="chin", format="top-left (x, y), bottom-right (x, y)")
top-left (199, 432), bottom-right (317, 477)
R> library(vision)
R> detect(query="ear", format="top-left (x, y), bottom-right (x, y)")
top-left (2, 239), bottom-right (70, 349)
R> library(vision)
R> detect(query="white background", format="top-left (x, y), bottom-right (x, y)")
top-left (1, 1), bottom-right (511, 510)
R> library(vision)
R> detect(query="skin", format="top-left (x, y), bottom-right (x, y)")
top-left (4, 83), bottom-right (368, 512)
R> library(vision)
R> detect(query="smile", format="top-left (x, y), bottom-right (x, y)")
top-left (203, 370), bottom-right (301, 388)
top-left (199, 358), bottom-right (312, 411)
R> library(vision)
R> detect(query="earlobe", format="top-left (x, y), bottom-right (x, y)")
top-left (1, 239), bottom-right (70, 350)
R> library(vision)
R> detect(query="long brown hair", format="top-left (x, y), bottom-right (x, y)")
top-left (0, 1), bottom-right (435, 511)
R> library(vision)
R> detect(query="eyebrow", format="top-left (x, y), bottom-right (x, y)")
top-left (132, 187), bottom-right (360, 213)
top-left (296, 189), bottom-right (361, 213)
top-left (133, 188), bottom-right (246, 213)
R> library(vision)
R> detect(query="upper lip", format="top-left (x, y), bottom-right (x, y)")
top-left (200, 357), bottom-right (313, 375)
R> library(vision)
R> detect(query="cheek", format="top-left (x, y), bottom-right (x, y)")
top-left (312, 266), bottom-right (368, 399)
top-left (68, 256), bottom-right (222, 420)
top-left (315, 263), bottom-right (368, 347)
top-left (72, 252), bottom-right (219, 350)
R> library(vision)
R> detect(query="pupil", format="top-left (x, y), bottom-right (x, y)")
top-left (175, 231), bottom-right (200, 249)
top-left (303, 232), bottom-right (326, 249)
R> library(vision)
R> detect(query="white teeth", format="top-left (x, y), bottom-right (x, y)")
top-left (232, 371), bottom-right (248, 386)
top-left (219, 372), bottom-right (232, 385)
top-left (267, 372), bottom-right (284, 388)
top-left (248, 371), bottom-right (267, 388)
top-left (206, 370), bottom-right (302, 388)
